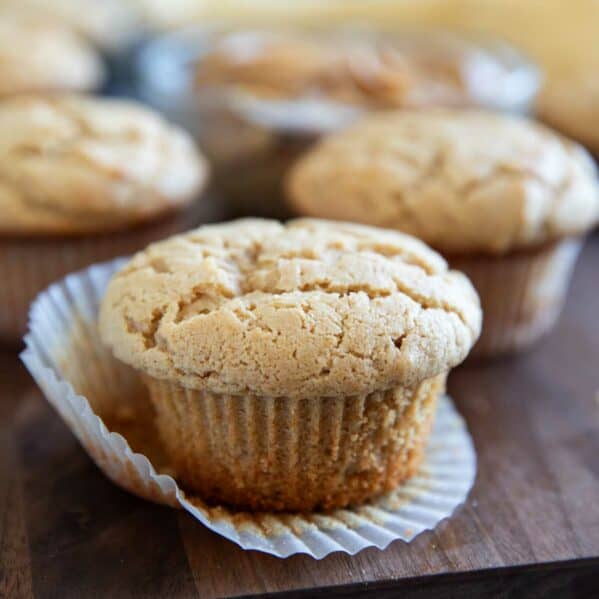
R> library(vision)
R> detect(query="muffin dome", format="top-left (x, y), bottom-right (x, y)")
top-left (1, 0), bottom-right (137, 49)
top-left (195, 30), bottom-right (537, 112)
top-left (0, 95), bottom-right (208, 235)
top-left (537, 70), bottom-right (599, 154)
top-left (288, 110), bottom-right (599, 254)
top-left (99, 218), bottom-right (481, 398)
top-left (0, 13), bottom-right (104, 96)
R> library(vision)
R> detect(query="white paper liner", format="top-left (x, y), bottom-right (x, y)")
top-left (21, 258), bottom-right (477, 559)
top-left (228, 91), bottom-right (364, 134)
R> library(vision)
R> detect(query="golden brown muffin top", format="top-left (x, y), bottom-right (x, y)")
top-left (99, 218), bottom-right (481, 398)
top-left (194, 30), bottom-right (525, 110)
top-left (288, 110), bottom-right (599, 254)
top-left (0, 94), bottom-right (208, 236)
top-left (0, 12), bottom-right (104, 96)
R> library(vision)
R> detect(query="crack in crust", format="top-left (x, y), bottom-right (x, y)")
top-left (287, 110), bottom-right (599, 254)
top-left (99, 218), bottom-right (482, 397)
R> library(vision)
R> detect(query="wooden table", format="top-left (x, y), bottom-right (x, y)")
top-left (1, 236), bottom-right (598, 599)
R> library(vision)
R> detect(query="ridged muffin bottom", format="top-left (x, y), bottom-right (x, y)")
top-left (450, 237), bottom-right (583, 358)
top-left (143, 373), bottom-right (445, 512)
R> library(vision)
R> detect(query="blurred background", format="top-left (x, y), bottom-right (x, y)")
top-left (128, 0), bottom-right (599, 217)
top-left (1, 0), bottom-right (597, 219)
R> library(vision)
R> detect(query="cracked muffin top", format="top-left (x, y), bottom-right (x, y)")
top-left (99, 219), bottom-right (482, 398)
top-left (0, 95), bottom-right (208, 236)
top-left (287, 110), bottom-right (599, 254)
top-left (0, 12), bottom-right (104, 96)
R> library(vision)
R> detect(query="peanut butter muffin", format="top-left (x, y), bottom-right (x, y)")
top-left (99, 218), bottom-right (481, 512)
top-left (537, 69), bottom-right (599, 155)
top-left (195, 29), bottom-right (535, 111)
top-left (0, 13), bottom-right (104, 96)
top-left (0, 94), bottom-right (208, 341)
top-left (1, 0), bottom-right (137, 50)
top-left (288, 110), bottom-right (599, 357)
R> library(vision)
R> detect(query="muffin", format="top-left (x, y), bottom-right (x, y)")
top-left (288, 110), bottom-right (599, 357)
top-left (195, 29), bottom-right (536, 111)
top-left (0, 0), bottom-right (138, 50)
top-left (99, 218), bottom-right (482, 512)
top-left (0, 12), bottom-right (104, 96)
top-left (537, 69), bottom-right (599, 156)
top-left (0, 94), bottom-right (208, 342)
top-left (137, 27), bottom-right (538, 219)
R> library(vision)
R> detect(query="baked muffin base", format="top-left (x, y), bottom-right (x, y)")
top-left (0, 211), bottom-right (197, 343)
top-left (143, 373), bottom-right (445, 512)
top-left (450, 237), bottom-right (583, 358)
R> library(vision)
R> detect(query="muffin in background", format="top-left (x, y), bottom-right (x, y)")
top-left (99, 218), bottom-right (481, 512)
top-left (194, 29), bottom-right (537, 111)
top-left (0, 0), bottom-right (139, 50)
top-left (136, 27), bottom-right (539, 219)
top-left (0, 94), bottom-right (209, 342)
top-left (537, 69), bottom-right (599, 157)
top-left (0, 12), bottom-right (104, 96)
top-left (288, 110), bottom-right (599, 358)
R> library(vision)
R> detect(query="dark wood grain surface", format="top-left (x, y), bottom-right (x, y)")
top-left (1, 236), bottom-right (598, 599)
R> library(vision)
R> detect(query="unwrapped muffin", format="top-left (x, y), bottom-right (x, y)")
top-left (0, 12), bottom-right (104, 96)
top-left (99, 218), bottom-right (481, 512)
top-left (288, 110), bottom-right (599, 357)
top-left (0, 94), bottom-right (208, 342)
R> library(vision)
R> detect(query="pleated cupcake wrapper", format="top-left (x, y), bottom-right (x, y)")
top-left (21, 258), bottom-right (477, 559)
top-left (143, 375), bottom-right (440, 513)
top-left (0, 215), bottom-right (193, 343)
top-left (451, 238), bottom-right (583, 358)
